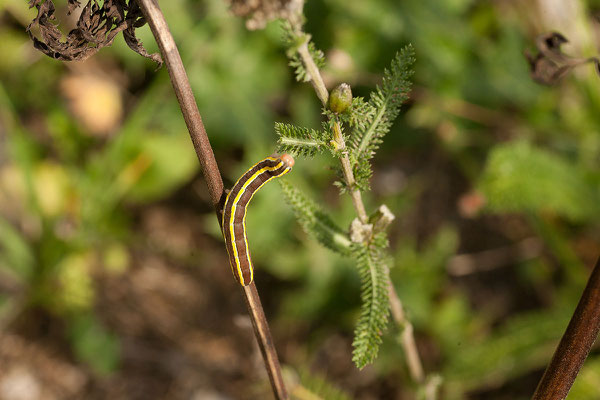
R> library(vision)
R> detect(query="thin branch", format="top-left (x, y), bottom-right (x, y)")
top-left (447, 237), bottom-right (543, 277)
top-left (136, 1), bottom-right (287, 398)
top-left (297, 41), bottom-right (329, 106)
top-left (388, 278), bottom-right (425, 383)
top-left (532, 257), bottom-right (600, 400)
top-left (423, 375), bottom-right (443, 400)
top-left (333, 121), bottom-right (368, 222)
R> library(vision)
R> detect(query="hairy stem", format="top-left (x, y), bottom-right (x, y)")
top-left (297, 41), bottom-right (329, 106)
top-left (288, 18), bottom-right (425, 383)
top-left (137, 1), bottom-right (287, 398)
top-left (334, 121), bottom-right (368, 222)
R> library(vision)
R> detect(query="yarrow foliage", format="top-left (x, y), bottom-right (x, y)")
top-left (279, 180), bottom-right (352, 255)
top-left (352, 233), bottom-right (390, 368)
top-left (275, 122), bottom-right (328, 158)
top-left (277, 19), bottom-right (415, 370)
top-left (348, 45), bottom-right (415, 190)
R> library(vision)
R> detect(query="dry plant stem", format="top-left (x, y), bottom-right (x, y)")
top-left (136, 1), bottom-right (287, 398)
top-left (532, 257), bottom-right (600, 400)
top-left (423, 375), bottom-right (443, 400)
top-left (388, 280), bottom-right (425, 383)
top-left (293, 20), bottom-right (425, 382)
top-left (243, 284), bottom-right (288, 399)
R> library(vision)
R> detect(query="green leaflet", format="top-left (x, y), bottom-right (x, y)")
top-left (281, 177), bottom-right (392, 368)
top-left (275, 122), bottom-right (329, 157)
top-left (444, 310), bottom-right (569, 392)
top-left (351, 233), bottom-right (391, 369)
top-left (69, 313), bottom-right (120, 375)
top-left (0, 217), bottom-right (34, 280)
top-left (279, 180), bottom-right (352, 255)
top-left (478, 141), bottom-right (599, 221)
top-left (348, 46), bottom-right (415, 190)
top-left (288, 367), bottom-right (352, 400)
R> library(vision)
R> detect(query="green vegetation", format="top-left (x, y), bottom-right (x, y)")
top-left (1, 0), bottom-right (600, 398)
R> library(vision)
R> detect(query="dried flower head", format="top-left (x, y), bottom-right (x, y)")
top-left (525, 32), bottom-right (600, 85)
top-left (27, 0), bottom-right (161, 65)
top-left (227, 0), bottom-right (304, 30)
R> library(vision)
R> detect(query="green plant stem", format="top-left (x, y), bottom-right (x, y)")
top-left (289, 17), bottom-right (425, 383)
top-left (333, 121), bottom-right (368, 222)
top-left (136, 1), bottom-right (287, 398)
top-left (297, 40), bottom-right (329, 106)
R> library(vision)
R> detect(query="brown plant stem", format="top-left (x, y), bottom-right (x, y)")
top-left (136, 1), bottom-right (287, 398)
top-left (532, 257), bottom-right (600, 400)
top-left (388, 281), bottom-right (425, 383)
top-left (290, 18), bottom-right (425, 384)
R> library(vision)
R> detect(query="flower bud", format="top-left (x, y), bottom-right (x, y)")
top-left (328, 83), bottom-right (352, 114)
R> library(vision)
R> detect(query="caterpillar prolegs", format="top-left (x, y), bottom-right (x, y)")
top-left (222, 154), bottom-right (295, 286)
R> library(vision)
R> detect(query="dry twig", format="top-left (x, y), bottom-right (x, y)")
top-left (532, 257), bottom-right (600, 400)
top-left (135, 1), bottom-right (287, 398)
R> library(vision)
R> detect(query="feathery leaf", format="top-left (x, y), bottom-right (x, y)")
top-left (351, 233), bottom-right (391, 369)
top-left (349, 46), bottom-right (415, 189)
top-left (478, 141), bottom-right (598, 221)
top-left (279, 180), bottom-right (352, 255)
top-left (275, 122), bottom-right (329, 158)
top-left (289, 368), bottom-right (352, 400)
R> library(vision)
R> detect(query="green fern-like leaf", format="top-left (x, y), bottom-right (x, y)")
top-left (478, 141), bottom-right (598, 221)
top-left (348, 97), bottom-right (376, 133)
top-left (350, 46), bottom-right (415, 158)
top-left (352, 233), bottom-right (391, 369)
top-left (290, 368), bottom-right (352, 400)
top-left (279, 180), bottom-right (352, 255)
top-left (275, 122), bottom-right (329, 158)
top-left (349, 46), bottom-right (415, 189)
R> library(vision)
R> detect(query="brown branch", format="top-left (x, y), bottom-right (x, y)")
top-left (532, 257), bottom-right (600, 400)
top-left (135, 1), bottom-right (287, 398)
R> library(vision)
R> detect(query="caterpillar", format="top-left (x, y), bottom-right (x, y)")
top-left (222, 154), bottom-right (295, 286)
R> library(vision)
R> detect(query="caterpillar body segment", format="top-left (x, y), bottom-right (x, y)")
top-left (222, 154), bottom-right (294, 286)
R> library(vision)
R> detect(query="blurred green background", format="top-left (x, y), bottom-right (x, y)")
top-left (1, 0), bottom-right (600, 399)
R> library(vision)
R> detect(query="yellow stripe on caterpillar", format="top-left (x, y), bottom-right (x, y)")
top-left (222, 154), bottom-right (294, 285)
